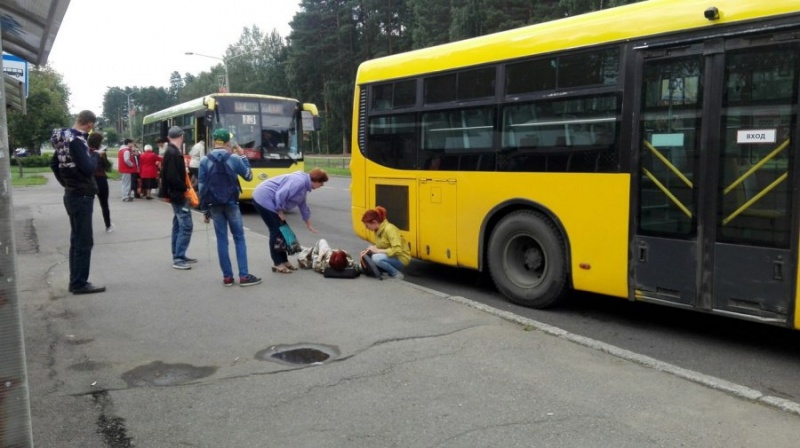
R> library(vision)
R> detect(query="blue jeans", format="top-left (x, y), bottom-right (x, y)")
top-left (63, 195), bottom-right (95, 289)
top-left (253, 202), bottom-right (287, 265)
top-left (170, 199), bottom-right (193, 262)
top-left (371, 253), bottom-right (404, 277)
top-left (209, 203), bottom-right (249, 278)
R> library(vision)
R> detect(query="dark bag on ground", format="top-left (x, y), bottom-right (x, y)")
top-left (201, 152), bottom-right (238, 206)
top-left (324, 249), bottom-right (358, 276)
top-left (274, 221), bottom-right (302, 255)
top-left (323, 266), bottom-right (360, 278)
top-left (359, 252), bottom-right (382, 279)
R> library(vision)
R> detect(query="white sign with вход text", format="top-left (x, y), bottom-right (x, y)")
top-left (737, 129), bottom-right (776, 144)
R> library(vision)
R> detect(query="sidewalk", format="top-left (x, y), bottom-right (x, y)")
top-left (13, 175), bottom-right (800, 447)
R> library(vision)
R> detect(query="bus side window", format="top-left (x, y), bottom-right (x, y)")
top-left (464, 109), bottom-right (492, 149)
top-left (422, 113), bottom-right (447, 150)
top-left (504, 106), bottom-right (534, 149)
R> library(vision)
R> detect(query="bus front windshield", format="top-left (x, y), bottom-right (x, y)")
top-left (215, 98), bottom-right (301, 164)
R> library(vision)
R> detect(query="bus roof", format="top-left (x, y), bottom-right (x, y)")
top-left (142, 92), bottom-right (301, 124)
top-left (356, 0), bottom-right (800, 84)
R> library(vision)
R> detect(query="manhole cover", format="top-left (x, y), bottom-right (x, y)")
top-left (256, 343), bottom-right (340, 366)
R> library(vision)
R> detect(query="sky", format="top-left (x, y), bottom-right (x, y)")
top-left (47, 0), bottom-right (301, 114)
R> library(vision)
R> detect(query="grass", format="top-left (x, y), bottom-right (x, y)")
top-left (10, 164), bottom-right (119, 187)
top-left (10, 152), bottom-right (346, 188)
top-left (10, 166), bottom-right (49, 186)
top-left (305, 156), bottom-right (350, 177)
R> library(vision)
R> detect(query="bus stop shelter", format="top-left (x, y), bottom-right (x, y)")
top-left (0, 1), bottom-right (71, 446)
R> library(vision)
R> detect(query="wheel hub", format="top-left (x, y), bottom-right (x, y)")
top-left (523, 246), bottom-right (544, 272)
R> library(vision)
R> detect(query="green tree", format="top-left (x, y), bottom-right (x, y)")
top-left (168, 71), bottom-right (184, 102)
top-left (102, 87), bottom-right (137, 139)
top-left (481, 0), bottom-right (551, 32)
top-left (179, 69), bottom-right (225, 102)
top-left (450, 0), bottom-right (487, 41)
top-left (559, 0), bottom-right (642, 16)
top-left (408, 0), bottom-right (452, 49)
top-left (102, 86), bottom-right (173, 140)
top-left (223, 26), bottom-right (291, 97)
top-left (135, 86), bottom-right (173, 117)
top-left (228, 27), bottom-right (262, 94)
top-left (261, 29), bottom-right (291, 96)
top-left (354, 0), bottom-right (412, 59)
top-left (7, 65), bottom-right (71, 154)
top-left (98, 124), bottom-right (120, 147)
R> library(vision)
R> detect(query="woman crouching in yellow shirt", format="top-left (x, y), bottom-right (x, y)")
top-left (360, 206), bottom-right (411, 279)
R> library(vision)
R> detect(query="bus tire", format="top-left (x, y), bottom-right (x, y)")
top-left (488, 210), bottom-right (567, 308)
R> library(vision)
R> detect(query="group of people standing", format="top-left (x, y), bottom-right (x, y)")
top-left (51, 113), bottom-right (410, 295)
top-left (117, 138), bottom-right (162, 202)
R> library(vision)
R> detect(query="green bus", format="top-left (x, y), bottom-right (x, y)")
top-left (142, 93), bottom-right (319, 200)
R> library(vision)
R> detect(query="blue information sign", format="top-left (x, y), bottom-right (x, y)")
top-left (2, 52), bottom-right (29, 98)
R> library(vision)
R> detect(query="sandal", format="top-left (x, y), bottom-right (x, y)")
top-left (283, 263), bottom-right (298, 271)
top-left (271, 266), bottom-right (292, 274)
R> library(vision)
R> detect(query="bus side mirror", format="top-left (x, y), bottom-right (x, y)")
top-left (314, 117), bottom-right (322, 131)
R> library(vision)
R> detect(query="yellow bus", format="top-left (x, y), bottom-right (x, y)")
top-left (142, 93), bottom-right (319, 200)
top-left (350, 0), bottom-right (800, 329)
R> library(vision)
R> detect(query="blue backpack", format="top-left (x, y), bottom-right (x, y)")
top-left (201, 152), bottom-right (239, 206)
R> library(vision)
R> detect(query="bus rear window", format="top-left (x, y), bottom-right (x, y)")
top-left (372, 80), bottom-right (416, 111)
top-left (506, 48), bottom-right (620, 95)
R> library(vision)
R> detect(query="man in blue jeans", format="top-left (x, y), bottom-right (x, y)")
top-left (50, 110), bottom-right (105, 294)
top-left (158, 126), bottom-right (196, 270)
top-left (198, 129), bottom-right (262, 287)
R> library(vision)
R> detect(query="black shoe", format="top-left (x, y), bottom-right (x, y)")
top-left (181, 257), bottom-right (198, 264)
top-left (239, 274), bottom-right (262, 287)
top-left (71, 283), bottom-right (106, 295)
top-left (172, 261), bottom-right (191, 270)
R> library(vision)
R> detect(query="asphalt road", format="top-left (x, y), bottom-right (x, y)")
top-left (15, 174), bottom-right (800, 447)
top-left (241, 176), bottom-right (800, 405)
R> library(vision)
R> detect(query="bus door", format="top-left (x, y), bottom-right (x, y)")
top-left (370, 178), bottom-right (417, 260)
top-left (633, 34), bottom-right (799, 323)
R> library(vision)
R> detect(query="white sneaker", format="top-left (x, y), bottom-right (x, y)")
top-left (390, 272), bottom-right (404, 281)
top-left (106, 224), bottom-right (115, 233)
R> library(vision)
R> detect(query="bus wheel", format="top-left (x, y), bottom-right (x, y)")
top-left (488, 210), bottom-right (567, 308)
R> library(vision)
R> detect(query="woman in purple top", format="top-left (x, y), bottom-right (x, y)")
top-left (253, 168), bottom-right (328, 273)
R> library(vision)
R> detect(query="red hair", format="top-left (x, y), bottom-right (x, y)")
top-left (309, 167), bottom-right (329, 183)
top-left (328, 250), bottom-right (348, 271)
top-left (361, 206), bottom-right (387, 224)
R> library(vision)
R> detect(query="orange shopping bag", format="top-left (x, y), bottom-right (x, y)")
top-left (184, 173), bottom-right (199, 208)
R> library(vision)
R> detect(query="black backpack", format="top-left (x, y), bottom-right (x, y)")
top-left (201, 152), bottom-right (239, 206)
top-left (359, 252), bottom-right (383, 279)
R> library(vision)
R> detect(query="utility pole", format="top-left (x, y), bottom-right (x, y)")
top-left (185, 51), bottom-right (248, 93)
top-left (108, 87), bottom-right (137, 138)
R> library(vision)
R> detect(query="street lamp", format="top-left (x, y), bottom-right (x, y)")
top-left (185, 51), bottom-right (247, 93)
top-left (108, 87), bottom-right (137, 138)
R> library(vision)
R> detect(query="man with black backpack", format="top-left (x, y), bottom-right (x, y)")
top-left (49, 110), bottom-right (105, 295)
top-left (198, 129), bottom-right (262, 287)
